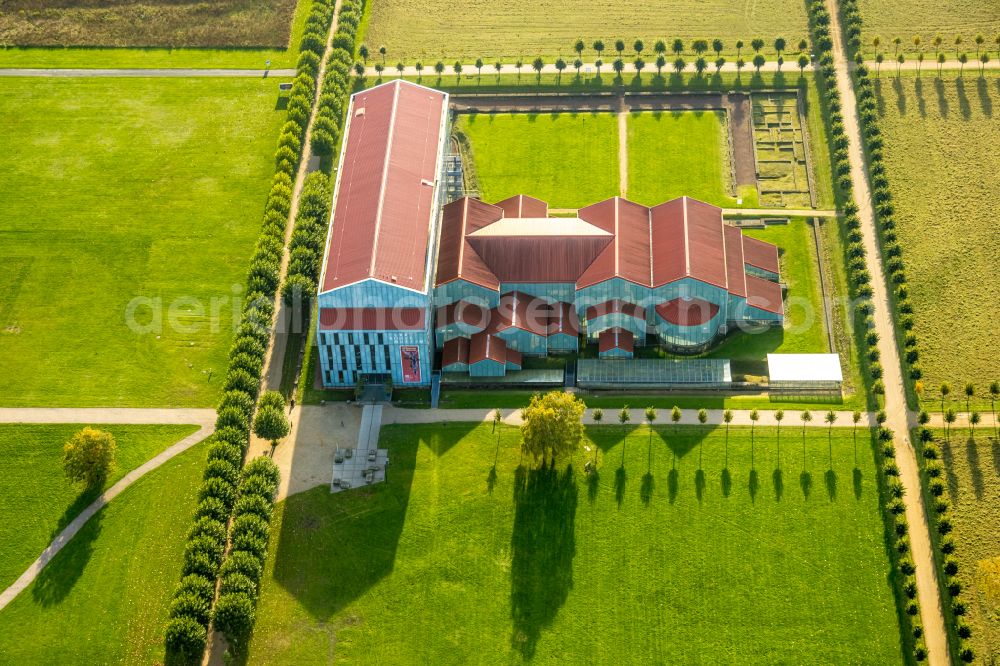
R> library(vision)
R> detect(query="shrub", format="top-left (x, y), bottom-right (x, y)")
top-left (222, 368), bottom-right (258, 396)
top-left (944, 557), bottom-right (959, 575)
top-left (934, 498), bottom-right (950, 514)
top-left (937, 517), bottom-right (953, 534)
top-left (957, 620), bottom-right (972, 639)
top-left (164, 616), bottom-right (207, 660)
top-left (231, 513), bottom-right (270, 544)
top-left (243, 456), bottom-right (281, 488)
top-left (218, 391), bottom-right (255, 420)
top-left (953, 600), bottom-right (967, 615)
top-left (170, 591), bottom-right (212, 627)
top-left (883, 461), bottom-right (899, 476)
top-left (940, 536), bottom-right (956, 554)
top-left (887, 498), bottom-right (905, 515)
top-left (895, 536), bottom-right (910, 554)
top-left (175, 573), bottom-right (215, 603)
top-left (922, 443), bottom-right (939, 460)
top-left (185, 535), bottom-right (224, 567)
top-left (924, 461), bottom-right (943, 478)
top-left (948, 578), bottom-right (962, 597)
top-left (213, 593), bottom-right (256, 641)
top-left (887, 479), bottom-right (904, 498)
top-left (198, 477), bottom-right (237, 511)
top-left (221, 550), bottom-right (263, 581)
top-left (899, 558), bottom-right (915, 575)
top-left (231, 532), bottom-right (269, 560)
top-left (929, 479), bottom-right (945, 496)
top-left (204, 459), bottom-right (240, 487)
top-left (894, 520), bottom-right (908, 537)
top-left (211, 428), bottom-right (247, 453)
top-left (193, 496), bottom-right (228, 524)
top-left (234, 493), bottom-right (273, 522)
top-left (182, 550), bottom-right (219, 581)
top-left (914, 643), bottom-right (927, 662)
top-left (905, 600), bottom-right (919, 616)
top-left (239, 473), bottom-right (278, 500)
top-left (187, 516), bottom-right (227, 544)
top-left (297, 50), bottom-right (321, 77)
top-left (220, 572), bottom-right (258, 598)
top-left (282, 273), bottom-right (317, 304)
top-left (903, 579), bottom-right (917, 599)
top-left (312, 127), bottom-right (337, 155)
top-left (216, 407), bottom-right (249, 433)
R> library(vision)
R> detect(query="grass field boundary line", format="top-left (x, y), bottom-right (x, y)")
top-left (0, 423), bottom-right (213, 612)
top-left (810, 218), bottom-right (836, 354)
top-left (0, 68), bottom-right (296, 77)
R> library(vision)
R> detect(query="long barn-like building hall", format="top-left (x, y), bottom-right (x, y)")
top-left (316, 80), bottom-right (784, 388)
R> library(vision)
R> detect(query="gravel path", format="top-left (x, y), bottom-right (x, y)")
top-left (0, 412), bottom-right (214, 612)
top-left (825, 1), bottom-right (949, 662)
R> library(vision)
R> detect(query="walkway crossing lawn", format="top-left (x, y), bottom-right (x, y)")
top-left (365, 0), bottom-right (808, 62)
top-left (925, 428), bottom-right (1000, 661)
top-left (456, 112), bottom-right (619, 208)
top-left (874, 76), bottom-right (1000, 401)
top-left (626, 110), bottom-right (754, 208)
top-left (0, 440), bottom-right (207, 664)
top-left (247, 423), bottom-right (907, 663)
top-left (0, 77), bottom-right (286, 407)
top-left (0, 423), bottom-right (196, 590)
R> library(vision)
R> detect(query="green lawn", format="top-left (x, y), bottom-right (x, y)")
top-left (0, 77), bottom-right (287, 407)
top-left (0, 439), bottom-right (208, 664)
top-left (0, 423), bottom-right (198, 590)
top-left (627, 110), bottom-right (753, 207)
top-left (247, 423), bottom-right (906, 663)
top-left (456, 112), bottom-right (619, 208)
top-left (924, 427), bottom-right (1000, 661)
top-left (874, 75), bottom-right (1000, 403)
top-left (855, 2), bottom-right (1000, 58)
top-left (365, 0), bottom-right (808, 61)
top-left (0, 0), bottom-right (309, 68)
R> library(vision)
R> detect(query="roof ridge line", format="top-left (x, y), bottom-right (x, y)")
top-left (368, 81), bottom-right (402, 279)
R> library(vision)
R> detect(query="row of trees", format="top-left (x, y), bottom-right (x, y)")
top-left (929, 381), bottom-right (1000, 442)
top-left (163, 0), bottom-right (348, 660)
top-left (873, 49), bottom-right (992, 78)
top-left (806, 0), bottom-right (931, 661)
top-left (869, 33), bottom-right (1000, 59)
top-left (279, 172), bottom-right (332, 326)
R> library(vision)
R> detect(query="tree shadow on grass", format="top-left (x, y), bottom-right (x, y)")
top-left (748, 469), bottom-right (759, 503)
top-left (956, 77), bottom-right (972, 119)
top-left (939, 436), bottom-right (961, 499)
top-left (694, 469), bottom-right (705, 503)
top-left (487, 465), bottom-right (498, 494)
top-left (799, 470), bottom-right (812, 499)
top-left (721, 468), bottom-right (732, 497)
top-left (640, 472), bottom-right (655, 506)
top-left (824, 469), bottom-right (837, 501)
top-left (586, 469), bottom-right (600, 503)
top-left (977, 77), bottom-right (993, 117)
top-left (914, 77), bottom-right (927, 117)
top-left (510, 460), bottom-right (577, 659)
top-left (853, 467), bottom-right (863, 500)
top-left (614, 466), bottom-right (626, 508)
top-left (667, 468), bottom-right (679, 504)
top-left (32, 500), bottom-right (104, 607)
top-left (934, 78), bottom-right (949, 118)
top-left (966, 436), bottom-right (984, 499)
top-left (772, 468), bottom-right (784, 501)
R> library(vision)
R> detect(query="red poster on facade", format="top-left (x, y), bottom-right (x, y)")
top-left (400, 345), bottom-right (421, 383)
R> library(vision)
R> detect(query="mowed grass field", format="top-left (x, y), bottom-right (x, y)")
top-left (0, 77), bottom-right (286, 407)
top-left (0, 0), bottom-right (299, 48)
top-left (246, 423), bottom-right (906, 663)
top-left (925, 427), bottom-right (1000, 662)
top-left (456, 112), bottom-right (619, 207)
top-left (0, 440), bottom-right (208, 664)
top-left (0, 423), bottom-right (197, 590)
top-left (626, 110), bottom-right (754, 207)
top-left (874, 75), bottom-right (1000, 400)
top-left (365, 0), bottom-right (808, 61)
top-left (855, 1), bottom-right (1000, 56)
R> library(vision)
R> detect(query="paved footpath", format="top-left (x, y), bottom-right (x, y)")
top-left (826, 0), bottom-right (949, 662)
top-left (0, 409), bottom-right (214, 611)
top-left (0, 68), bottom-right (295, 77)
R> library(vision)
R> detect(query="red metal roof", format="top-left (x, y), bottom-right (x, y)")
top-left (494, 194), bottom-right (548, 218)
top-left (467, 229), bottom-right (612, 283)
top-left (322, 80), bottom-right (447, 293)
top-left (469, 331), bottom-right (507, 364)
top-left (505, 348), bottom-right (523, 368)
top-left (742, 235), bottom-right (780, 274)
top-left (484, 291), bottom-right (550, 336)
top-left (434, 197), bottom-right (503, 290)
top-left (598, 327), bottom-right (634, 353)
top-left (585, 299), bottom-right (646, 321)
top-left (745, 275), bottom-right (784, 315)
top-left (577, 197), bottom-right (654, 289)
top-left (319, 307), bottom-right (426, 330)
top-left (547, 301), bottom-right (580, 337)
top-left (441, 336), bottom-right (470, 367)
top-left (724, 224), bottom-right (748, 298)
top-left (650, 197), bottom-right (727, 289)
top-left (655, 298), bottom-right (720, 326)
top-left (435, 300), bottom-right (490, 329)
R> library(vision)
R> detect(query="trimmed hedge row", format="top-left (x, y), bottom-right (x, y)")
top-left (835, 0), bottom-right (924, 385)
top-left (917, 422), bottom-right (977, 662)
top-left (280, 171), bottom-right (332, 306)
top-left (163, 0), bottom-right (336, 662)
top-left (212, 457), bottom-right (281, 651)
top-left (877, 425), bottom-right (930, 660)
top-left (805, 1), bottom-right (925, 660)
top-left (311, 0), bottom-right (367, 156)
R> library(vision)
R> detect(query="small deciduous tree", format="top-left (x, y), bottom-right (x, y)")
top-left (723, 409), bottom-right (733, 465)
top-left (64, 427), bottom-right (116, 488)
top-left (519, 391), bottom-right (586, 465)
top-left (253, 392), bottom-right (290, 449)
